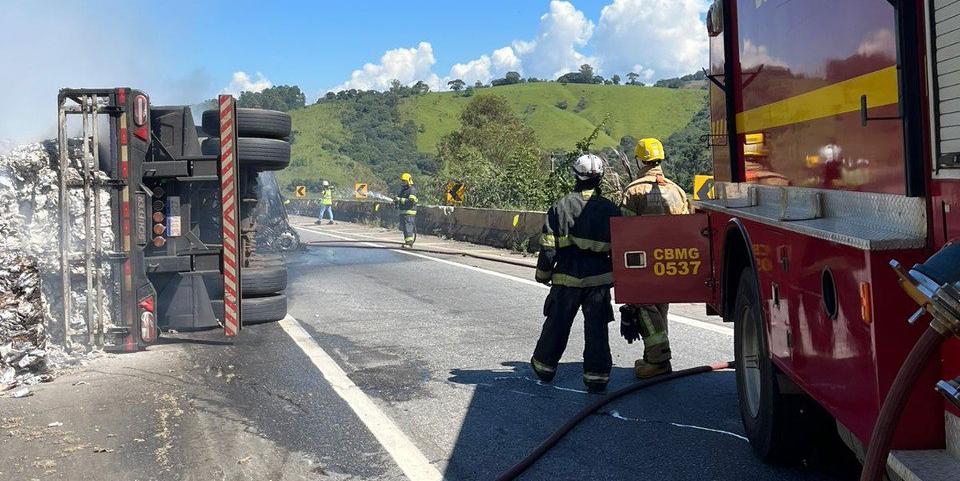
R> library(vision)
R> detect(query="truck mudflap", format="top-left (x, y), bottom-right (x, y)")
top-left (610, 213), bottom-right (716, 305)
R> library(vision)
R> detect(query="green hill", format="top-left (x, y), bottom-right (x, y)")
top-left (279, 83), bottom-right (705, 195)
top-left (400, 83), bottom-right (704, 153)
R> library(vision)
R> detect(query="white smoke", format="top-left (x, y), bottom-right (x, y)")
top-left (0, 2), bottom-right (214, 145)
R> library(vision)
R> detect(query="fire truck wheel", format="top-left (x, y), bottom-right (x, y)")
top-left (201, 137), bottom-right (291, 171)
top-left (242, 294), bottom-right (287, 325)
top-left (242, 265), bottom-right (287, 297)
top-left (201, 108), bottom-right (291, 139)
top-left (734, 268), bottom-right (806, 463)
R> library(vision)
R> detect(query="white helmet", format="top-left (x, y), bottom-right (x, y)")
top-left (573, 154), bottom-right (605, 180)
top-left (322, 180), bottom-right (330, 187)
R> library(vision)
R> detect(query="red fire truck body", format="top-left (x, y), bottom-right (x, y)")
top-left (611, 0), bottom-right (960, 465)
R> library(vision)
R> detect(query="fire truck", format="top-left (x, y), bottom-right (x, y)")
top-left (611, 1), bottom-right (960, 478)
top-left (55, 89), bottom-right (291, 351)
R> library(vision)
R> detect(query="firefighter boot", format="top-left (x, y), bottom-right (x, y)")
top-left (634, 344), bottom-right (672, 379)
top-left (530, 357), bottom-right (556, 383)
top-left (583, 372), bottom-right (609, 394)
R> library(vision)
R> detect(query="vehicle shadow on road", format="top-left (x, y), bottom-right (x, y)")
top-left (443, 361), bottom-right (854, 481)
top-left (158, 331), bottom-right (235, 346)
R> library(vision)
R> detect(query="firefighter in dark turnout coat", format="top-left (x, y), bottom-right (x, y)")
top-left (395, 172), bottom-right (418, 247)
top-left (531, 154), bottom-right (621, 393)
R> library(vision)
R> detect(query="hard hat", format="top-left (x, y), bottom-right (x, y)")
top-left (322, 180), bottom-right (329, 187)
top-left (573, 154), bottom-right (605, 180)
top-left (636, 138), bottom-right (665, 163)
top-left (400, 172), bottom-right (413, 184)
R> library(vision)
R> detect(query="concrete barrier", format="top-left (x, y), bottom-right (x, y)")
top-left (286, 199), bottom-right (545, 252)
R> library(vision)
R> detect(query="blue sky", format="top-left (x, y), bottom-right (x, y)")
top-left (0, 0), bottom-right (710, 143)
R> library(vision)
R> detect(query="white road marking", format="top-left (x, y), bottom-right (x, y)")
top-left (295, 225), bottom-right (734, 337)
top-left (278, 315), bottom-right (443, 481)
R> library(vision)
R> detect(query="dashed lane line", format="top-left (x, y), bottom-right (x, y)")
top-left (278, 315), bottom-right (443, 481)
top-left (295, 225), bottom-right (734, 336)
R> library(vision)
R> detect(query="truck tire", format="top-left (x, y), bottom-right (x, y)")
top-left (242, 294), bottom-right (287, 325)
top-left (241, 265), bottom-right (287, 296)
top-left (201, 108), bottom-right (291, 139)
top-left (247, 252), bottom-right (285, 267)
top-left (201, 137), bottom-right (290, 171)
top-left (734, 268), bottom-right (811, 463)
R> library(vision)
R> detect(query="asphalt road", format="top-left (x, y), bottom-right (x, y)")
top-left (0, 216), bottom-right (855, 481)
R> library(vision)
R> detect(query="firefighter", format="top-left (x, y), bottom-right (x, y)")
top-left (619, 138), bottom-right (689, 379)
top-left (531, 154), bottom-right (621, 393)
top-left (395, 173), bottom-right (418, 247)
top-left (317, 180), bottom-right (335, 225)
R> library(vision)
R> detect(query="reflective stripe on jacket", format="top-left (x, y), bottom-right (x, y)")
top-left (397, 184), bottom-right (418, 216)
top-left (536, 188), bottom-right (620, 288)
top-left (321, 188), bottom-right (333, 206)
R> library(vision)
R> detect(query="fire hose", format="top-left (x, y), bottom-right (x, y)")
top-left (492, 361), bottom-right (734, 481)
top-left (304, 240), bottom-right (735, 480)
top-left (859, 243), bottom-right (960, 481)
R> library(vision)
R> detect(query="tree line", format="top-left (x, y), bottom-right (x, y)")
top-left (321, 65), bottom-right (706, 102)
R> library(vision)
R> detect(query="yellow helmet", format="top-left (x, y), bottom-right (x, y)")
top-left (400, 172), bottom-right (413, 184)
top-left (636, 138), bottom-right (665, 163)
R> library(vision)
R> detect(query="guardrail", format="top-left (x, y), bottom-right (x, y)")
top-left (285, 199), bottom-right (545, 252)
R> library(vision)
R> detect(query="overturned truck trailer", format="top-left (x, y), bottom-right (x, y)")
top-left (56, 88), bottom-right (292, 352)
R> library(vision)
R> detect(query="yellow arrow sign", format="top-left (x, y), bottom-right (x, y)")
top-left (445, 181), bottom-right (465, 205)
top-left (693, 175), bottom-right (714, 200)
top-left (355, 183), bottom-right (368, 199)
top-left (294, 185), bottom-right (307, 198)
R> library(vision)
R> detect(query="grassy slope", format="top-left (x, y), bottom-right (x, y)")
top-left (281, 103), bottom-right (384, 195)
top-left (399, 83), bottom-right (705, 153)
top-left (282, 84), bottom-right (705, 192)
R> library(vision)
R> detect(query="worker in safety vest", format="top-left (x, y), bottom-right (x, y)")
top-left (620, 138), bottom-right (690, 379)
top-left (395, 173), bottom-right (418, 247)
top-left (317, 180), bottom-right (335, 225)
top-left (531, 154), bottom-right (621, 393)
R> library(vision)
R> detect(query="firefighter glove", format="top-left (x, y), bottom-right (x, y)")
top-left (619, 305), bottom-right (641, 344)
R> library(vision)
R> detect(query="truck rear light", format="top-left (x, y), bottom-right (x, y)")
top-left (138, 295), bottom-right (157, 344)
top-left (152, 236), bottom-right (166, 248)
top-left (138, 296), bottom-right (154, 313)
top-left (140, 311), bottom-right (157, 343)
top-left (116, 88), bottom-right (127, 105)
top-left (152, 223), bottom-right (165, 236)
top-left (152, 212), bottom-right (164, 223)
top-left (860, 281), bottom-right (873, 325)
top-left (133, 94), bottom-right (148, 126)
top-left (152, 200), bottom-right (164, 211)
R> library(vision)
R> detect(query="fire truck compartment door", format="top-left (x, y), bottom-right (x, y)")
top-left (611, 213), bottom-right (715, 304)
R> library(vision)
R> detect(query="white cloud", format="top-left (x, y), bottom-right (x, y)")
top-left (593, 0), bottom-right (710, 81)
top-left (492, 47), bottom-right (522, 72)
top-left (448, 56), bottom-right (495, 85)
top-left (740, 39), bottom-right (788, 70)
top-left (332, 0), bottom-right (713, 94)
top-left (444, 46), bottom-right (523, 86)
top-left (222, 71), bottom-right (272, 95)
top-left (440, 1), bottom-right (594, 88)
top-left (857, 29), bottom-right (895, 59)
top-left (512, 0), bottom-right (595, 79)
top-left (331, 42), bottom-right (440, 92)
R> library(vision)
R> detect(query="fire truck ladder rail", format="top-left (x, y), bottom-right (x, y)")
top-left (56, 93), bottom-right (112, 348)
